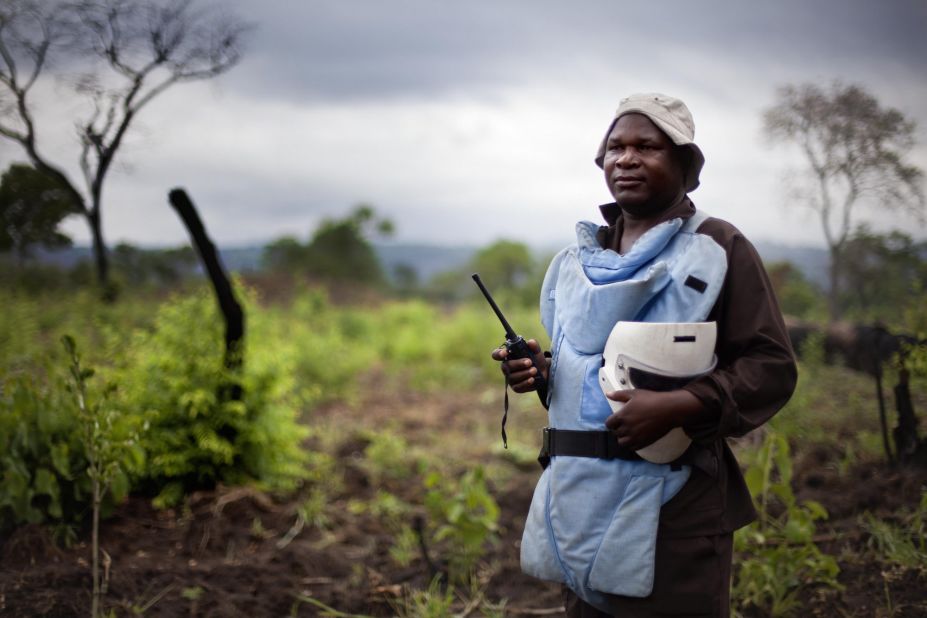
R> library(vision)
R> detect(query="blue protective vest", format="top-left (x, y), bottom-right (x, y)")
top-left (520, 210), bottom-right (727, 610)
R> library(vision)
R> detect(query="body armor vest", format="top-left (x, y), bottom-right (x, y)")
top-left (520, 210), bottom-right (727, 610)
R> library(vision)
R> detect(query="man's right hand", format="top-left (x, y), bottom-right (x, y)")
top-left (491, 339), bottom-right (549, 393)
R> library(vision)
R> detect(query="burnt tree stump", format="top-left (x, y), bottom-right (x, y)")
top-left (168, 188), bottom-right (245, 403)
top-left (788, 320), bottom-right (925, 467)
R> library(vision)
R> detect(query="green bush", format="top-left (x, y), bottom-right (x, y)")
top-left (424, 465), bottom-right (499, 582)
top-left (362, 430), bottom-right (417, 486)
top-left (733, 431), bottom-right (842, 616)
top-left (370, 300), bottom-right (542, 391)
top-left (0, 364), bottom-right (141, 536)
top-left (1, 282), bottom-right (542, 531)
top-left (0, 287), bottom-right (155, 376)
top-left (110, 288), bottom-right (310, 507)
top-left (0, 290), bottom-right (55, 371)
top-left (270, 288), bottom-right (378, 409)
top-left (765, 261), bottom-right (826, 321)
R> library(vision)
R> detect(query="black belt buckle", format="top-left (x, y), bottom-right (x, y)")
top-left (542, 427), bottom-right (552, 455)
top-left (537, 427), bottom-right (553, 470)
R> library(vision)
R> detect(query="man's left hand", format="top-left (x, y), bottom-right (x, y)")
top-left (604, 389), bottom-right (702, 451)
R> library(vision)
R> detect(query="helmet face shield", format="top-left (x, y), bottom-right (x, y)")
top-left (627, 367), bottom-right (695, 392)
top-left (613, 353), bottom-right (718, 393)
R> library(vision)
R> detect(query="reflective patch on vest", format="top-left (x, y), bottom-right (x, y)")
top-left (684, 275), bottom-right (708, 293)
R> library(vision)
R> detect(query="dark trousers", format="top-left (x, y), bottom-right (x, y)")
top-left (562, 532), bottom-right (733, 617)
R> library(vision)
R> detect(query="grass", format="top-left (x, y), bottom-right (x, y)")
top-left (862, 492), bottom-right (927, 573)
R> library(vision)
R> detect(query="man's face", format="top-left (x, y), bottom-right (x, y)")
top-left (601, 113), bottom-right (687, 216)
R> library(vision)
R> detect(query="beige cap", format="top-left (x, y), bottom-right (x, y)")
top-left (594, 93), bottom-right (705, 192)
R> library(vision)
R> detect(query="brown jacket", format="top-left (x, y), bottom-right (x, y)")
top-left (596, 198), bottom-right (798, 538)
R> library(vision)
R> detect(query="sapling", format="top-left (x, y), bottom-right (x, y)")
top-left (423, 466), bottom-right (500, 583)
top-left (734, 430), bottom-right (841, 615)
top-left (62, 335), bottom-right (138, 618)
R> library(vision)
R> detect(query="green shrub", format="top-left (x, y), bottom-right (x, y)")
top-left (369, 300), bottom-right (542, 391)
top-left (0, 361), bottom-right (142, 535)
top-left (0, 371), bottom-right (84, 530)
top-left (110, 288), bottom-right (309, 507)
top-left (271, 289), bottom-right (378, 409)
top-left (733, 431), bottom-right (842, 616)
top-left (62, 334), bottom-right (144, 617)
top-left (361, 430), bottom-right (417, 486)
top-left (424, 465), bottom-right (499, 582)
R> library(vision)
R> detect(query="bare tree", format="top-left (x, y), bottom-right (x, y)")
top-left (763, 82), bottom-right (925, 321)
top-left (0, 0), bottom-right (249, 295)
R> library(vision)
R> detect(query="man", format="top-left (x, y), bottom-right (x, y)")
top-left (492, 93), bottom-right (796, 617)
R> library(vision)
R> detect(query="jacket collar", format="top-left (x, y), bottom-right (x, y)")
top-left (598, 197), bottom-right (696, 227)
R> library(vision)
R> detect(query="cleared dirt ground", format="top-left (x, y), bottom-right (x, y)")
top-left (2, 380), bottom-right (926, 617)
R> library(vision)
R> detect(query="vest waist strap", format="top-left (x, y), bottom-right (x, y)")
top-left (538, 427), bottom-right (642, 468)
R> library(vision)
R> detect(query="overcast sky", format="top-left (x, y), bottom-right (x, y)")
top-left (8, 0), bottom-right (927, 250)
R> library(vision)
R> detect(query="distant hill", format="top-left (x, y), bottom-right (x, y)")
top-left (375, 241), bottom-right (830, 288)
top-left (753, 240), bottom-right (829, 288)
top-left (28, 240), bottom-right (830, 288)
top-left (218, 246), bottom-right (264, 272)
top-left (374, 243), bottom-right (477, 283)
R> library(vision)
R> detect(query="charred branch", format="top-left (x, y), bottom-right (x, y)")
top-left (788, 320), bottom-right (926, 467)
top-left (168, 188), bottom-right (244, 403)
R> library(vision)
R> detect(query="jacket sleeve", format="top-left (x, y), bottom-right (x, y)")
top-left (681, 231), bottom-right (797, 442)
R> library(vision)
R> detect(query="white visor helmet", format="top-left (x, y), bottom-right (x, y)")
top-left (598, 321), bottom-right (717, 463)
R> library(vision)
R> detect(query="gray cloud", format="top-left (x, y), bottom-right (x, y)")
top-left (28, 0), bottom-right (927, 250)
top-left (225, 0), bottom-right (927, 104)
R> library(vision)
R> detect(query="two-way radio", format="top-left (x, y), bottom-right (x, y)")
top-left (472, 273), bottom-right (547, 447)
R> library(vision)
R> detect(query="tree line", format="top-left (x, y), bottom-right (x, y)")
top-left (4, 184), bottom-right (926, 328)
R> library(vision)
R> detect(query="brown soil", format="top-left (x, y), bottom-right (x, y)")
top-left (791, 452), bottom-right (927, 617)
top-left (2, 385), bottom-right (926, 617)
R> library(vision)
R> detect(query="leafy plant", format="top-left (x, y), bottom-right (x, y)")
top-left (267, 289), bottom-right (378, 409)
top-left (0, 358), bottom-right (142, 535)
top-left (109, 289), bottom-right (310, 506)
top-left (0, 372), bottom-right (85, 530)
top-left (182, 586), bottom-right (204, 599)
top-left (733, 430), bottom-right (842, 616)
top-left (423, 466), bottom-right (500, 583)
top-left (362, 430), bottom-right (417, 486)
top-left (366, 490), bottom-right (411, 523)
